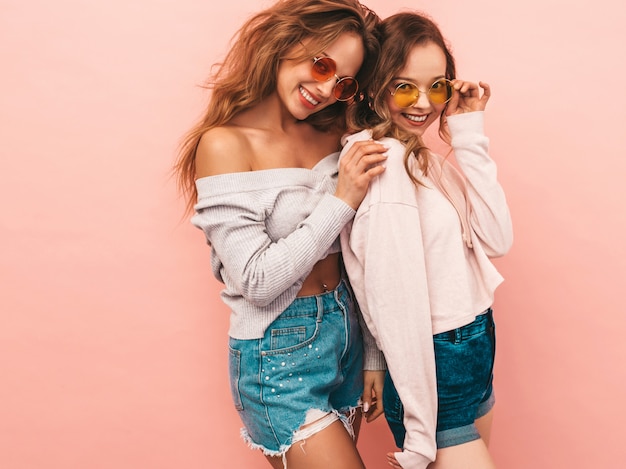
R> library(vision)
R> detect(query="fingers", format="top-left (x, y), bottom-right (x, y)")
top-left (445, 87), bottom-right (460, 116)
top-left (361, 385), bottom-right (373, 415)
top-left (386, 452), bottom-right (403, 468)
top-left (365, 398), bottom-right (384, 422)
top-left (452, 79), bottom-right (480, 97)
top-left (344, 140), bottom-right (388, 185)
top-left (479, 81), bottom-right (491, 105)
top-left (336, 140), bottom-right (388, 209)
top-left (340, 140), bottom-right (388, 170)
top-left (362, 369), bottom-right (386, 422)
top-left (479, 80), bottom-right (491, 97)
top-left (448, 79), bottom-right (491, 113)
top-left (361, 395), bottom-right (382, 422)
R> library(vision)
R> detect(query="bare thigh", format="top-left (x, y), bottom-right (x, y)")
top-left (475, 408), bottom-right (494, 448)
top-left (265, 415), bottom-right (365, 469)
top-left (428, 438), bottom-right (495, 469)
top-left (387, 408), bottom-right (497, 469)
top-left (427, 408), bottom-right (496, 469)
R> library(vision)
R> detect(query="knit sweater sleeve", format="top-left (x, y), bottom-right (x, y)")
top-left (447, 112), bottom-right (513, 257)
top-left (192, 173), bottom-right (355, 307)
top-left (354, 295), bottom-right (387, 371)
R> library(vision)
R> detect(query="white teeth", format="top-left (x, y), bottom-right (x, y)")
top-left (300, 86), bottom-right (319, 105)
top-left (404, 114), bottom-right (427, 122)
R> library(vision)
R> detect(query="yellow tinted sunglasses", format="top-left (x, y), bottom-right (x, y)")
top-left (390, 78), bottom-right (453, 107)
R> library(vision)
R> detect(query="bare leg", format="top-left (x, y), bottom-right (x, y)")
top-left (387, 409), bottom-right (496, 469)
top-left (428, 408), bottom-right (496, 469)
top-left (475, 408), bottom-right (494, 448)
top-left (265, 414), bottom-right (365, 469)
top-left (265, 454), bottom-right (285, 469)
top-left (428, 438), bottom-right (495, 469)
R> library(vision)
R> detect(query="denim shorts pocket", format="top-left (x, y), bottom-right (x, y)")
top-left (263, 317), bottom-right (321, 355)
top-left (270, 326), bottom-right (307, 350)
top-left (228, 345), bottom-right (244, 411)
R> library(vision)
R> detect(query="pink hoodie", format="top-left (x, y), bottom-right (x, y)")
top-left (340, 112), bottom-right (513, 468)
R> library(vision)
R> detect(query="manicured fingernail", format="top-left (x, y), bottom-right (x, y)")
top-left (362, 402), bottom-right (370, 413)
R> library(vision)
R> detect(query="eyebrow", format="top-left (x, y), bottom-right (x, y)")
top-left (394, 74), bottom-right (446, 83)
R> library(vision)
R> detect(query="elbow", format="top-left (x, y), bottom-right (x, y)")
top-left (238, 255), bottom-right (296, 307)
top-left (483, 231), bottom-right (513, 258)
top-left (240, 285), bottom-right (276, 308)
top-left (239, 272), bottom-right (280, 307)
top-left (474, 214), bottom-right (513, 257)
top-left (487, 244), bottom-right (511, 258)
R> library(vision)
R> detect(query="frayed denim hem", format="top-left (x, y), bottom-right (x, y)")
top-left (240, 426), bottom-right (289, 457)
top-left (239, 405), bottom-right (360, 468)
top-left (336, 406), bottom-right (358, 440)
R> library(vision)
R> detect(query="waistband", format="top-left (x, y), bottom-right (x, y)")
top-left (278, 278), bottom-right (351, 319)
top-left (434, 308), bottom-right (493, 342)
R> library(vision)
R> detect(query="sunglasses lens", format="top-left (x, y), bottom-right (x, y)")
top-left (311, 56), bottom-right (357, 101)
top-left (311, 57), bottom-right (336, 82)
top-left (393, 83), bottom-right (419, 108)
top-left (334, 78), bottom-right (358, 101)
top-left (429, 79), bottom-right (453, 104)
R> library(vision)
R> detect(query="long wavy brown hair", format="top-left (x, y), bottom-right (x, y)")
top-left (347, 11), bottom-right (456, 187)
top-left (173, 0), bottom-right (381, 214)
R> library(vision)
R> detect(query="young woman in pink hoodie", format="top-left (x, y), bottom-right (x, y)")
top-left (340, 11), bottom-right (513, 469)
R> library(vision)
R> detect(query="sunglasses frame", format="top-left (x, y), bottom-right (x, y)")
top-left (311, 56), bottom-right (359, 102)
top-left (390, 78), bottom-right (454, 108)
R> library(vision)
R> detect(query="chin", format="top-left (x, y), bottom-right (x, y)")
top-left (400, 125), bottom-right (427, 138)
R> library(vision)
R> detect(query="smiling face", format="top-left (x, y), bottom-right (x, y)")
top-left (277, 32), bottom-right (365, 121)
top-left (385, 42), bottom-right (448, 137)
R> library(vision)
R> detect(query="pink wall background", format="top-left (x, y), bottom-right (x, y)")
top-left (2, 0), bottom-right (625, 467)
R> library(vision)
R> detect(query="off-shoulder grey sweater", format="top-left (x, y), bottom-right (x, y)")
top-left (191, 152), bottom-right (384, 369)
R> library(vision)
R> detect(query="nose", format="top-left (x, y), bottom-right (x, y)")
top-left (412, 89), bottom-right (431, 108)
top-left (315, 78), bottom-right (337, 100)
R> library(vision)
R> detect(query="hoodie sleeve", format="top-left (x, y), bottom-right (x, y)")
top-left (447, 112), bottom-right (513, 257)
top-left (341, 133), bottom-right (438, 469)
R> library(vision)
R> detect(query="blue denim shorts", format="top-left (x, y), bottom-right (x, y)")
top-left (383, 309), bottom-right (496, 449)
top-left (227, 279), bottom-right (364, 456)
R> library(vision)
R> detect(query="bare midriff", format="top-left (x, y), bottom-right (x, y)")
top-left (297, 253), bottom-right (342, 297)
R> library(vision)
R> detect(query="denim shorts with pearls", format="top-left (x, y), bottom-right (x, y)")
top-left (228, 279), bottom-right (363, 456)
top-left (383, 309), bottom-right (496, 449)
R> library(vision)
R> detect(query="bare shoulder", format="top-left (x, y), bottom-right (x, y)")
top-left (195, 126), bottom-right (252, 178)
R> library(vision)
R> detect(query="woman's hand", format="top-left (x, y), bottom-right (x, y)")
top-left (446, 80), bottom-right (491, 116)
top-left (361, 370), bottom-right (385, 423)
top-left (386, 452), bottom-right (403, 468)
top-left (336, 140), bottom-right (388, 210)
